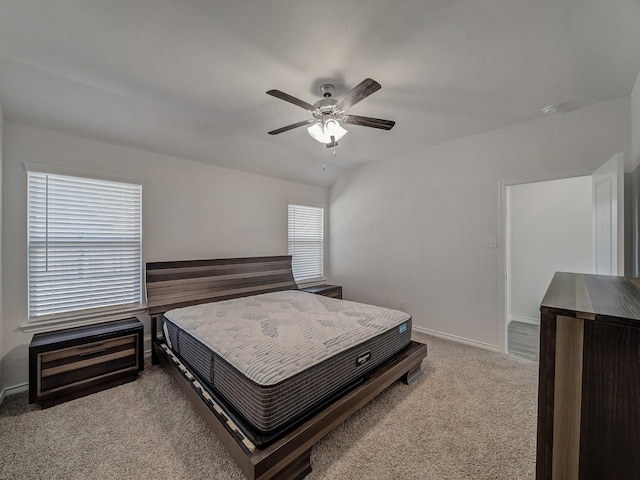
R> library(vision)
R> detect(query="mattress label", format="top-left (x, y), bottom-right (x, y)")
top-left (356, 351), bottom-right (371, 367)
top-left (399, 322), bottom-right (407, 334)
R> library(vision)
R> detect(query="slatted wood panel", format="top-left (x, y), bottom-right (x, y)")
top-left (145, 256), bottom-right (298, 315)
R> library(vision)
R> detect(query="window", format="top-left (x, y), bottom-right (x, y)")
top-left (288, 204), bottom-right (324, 283)
top-left (27, 170), bottom-right (142, 320)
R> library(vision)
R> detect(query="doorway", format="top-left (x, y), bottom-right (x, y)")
top-left (501, 153), bottom-right (624, 359)
top-left (505, 176), bottom-right (593, 360)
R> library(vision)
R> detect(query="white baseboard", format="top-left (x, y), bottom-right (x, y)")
top-left (509, 315), bottom-right (539, 326)
top-left (412, 326), bottom-right (501, 353)
top-left (0, 382), bottom-right (29, 405)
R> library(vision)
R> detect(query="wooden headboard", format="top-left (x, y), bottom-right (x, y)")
top-left (146, 255), bottom-right (298, 316)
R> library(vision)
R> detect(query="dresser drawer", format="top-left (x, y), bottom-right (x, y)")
top-left (29, 318), bottom-right (143, 407)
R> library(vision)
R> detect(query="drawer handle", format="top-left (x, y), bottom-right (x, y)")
top-left (79, 348), bottom-right (106, 357)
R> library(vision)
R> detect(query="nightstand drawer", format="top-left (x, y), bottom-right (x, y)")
top-left (38, 334), bottom-right (138, 395)
top-left (41, 335), bottom-right (135, 365)
top-left (29, 318), bottom-right (143, 407)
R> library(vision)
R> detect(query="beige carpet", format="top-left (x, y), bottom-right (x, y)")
top-left (0, 333), bottom-right (538, 479)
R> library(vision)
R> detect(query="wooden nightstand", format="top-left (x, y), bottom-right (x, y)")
top-left (29, 318), bottom-right (144, 407)
top-left (301, 284), bottom-right (343, 299)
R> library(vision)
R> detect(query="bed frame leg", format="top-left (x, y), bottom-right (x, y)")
top-left (151, 314), bottom-right (160, 365)
top-left (263, 448), bottom-right (312, 480)
top-left (152, 346), bottom-right (159, 365)
top-left (402, 364), bottom-right (422, 385)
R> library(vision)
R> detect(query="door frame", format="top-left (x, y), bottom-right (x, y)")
top-left (498, 168), bottom-right (595, 354)
top-left (592, 152), bottom-right (625, 275)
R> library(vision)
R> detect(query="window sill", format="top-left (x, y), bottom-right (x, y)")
top-left (20, 306), bottom-right (147, 334)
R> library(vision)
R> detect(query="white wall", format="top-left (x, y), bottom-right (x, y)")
top-left (2, 122), bottom-right (327, 389)
top-left (508, 177), bottom-right (593, 323)
top-left (0, 102), bottom-right (4, 397)
top-left (330, 96), bottom-right (630, 350)
top-left (631, 68), bottom-right (640, 276)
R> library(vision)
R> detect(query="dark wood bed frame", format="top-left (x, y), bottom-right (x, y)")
top-left (146, 255), bottom-right (428, 480)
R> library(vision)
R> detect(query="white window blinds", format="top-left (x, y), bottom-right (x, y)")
top-left (27, 171), bottom-right (142, 320)
top-left (288, 204), bottom-right (324, 282)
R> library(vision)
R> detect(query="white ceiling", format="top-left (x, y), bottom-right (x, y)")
top-left (0, 0), bottom-right (639, 187)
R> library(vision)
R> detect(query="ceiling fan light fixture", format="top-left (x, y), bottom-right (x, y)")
top-left (307, 118), bottom-right (348, 144)
top-left (267, 78), bottom-right (394, 148)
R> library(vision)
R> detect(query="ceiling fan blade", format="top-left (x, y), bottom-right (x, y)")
top-left (343, 115), bottom-right (395, 130)
top-left (268, 120), bottom-right (314, 135)
top-left (266, 90), bottom-right (316, 112)
top-left (336, 78), bottom-right (381, 110)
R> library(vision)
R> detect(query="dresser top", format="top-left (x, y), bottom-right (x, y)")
top-left (541, 272), bottom-right (640, 321)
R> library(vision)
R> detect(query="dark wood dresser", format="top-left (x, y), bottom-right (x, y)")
top-left (29, 318), bottom-right (144, 407)
top-left (300, 284), bottom-right (342, 299)
top-left (537, 272), bottom-right (640, 480)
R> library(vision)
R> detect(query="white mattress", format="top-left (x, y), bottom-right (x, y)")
top-left (164, 290), bottom-right (411, 386)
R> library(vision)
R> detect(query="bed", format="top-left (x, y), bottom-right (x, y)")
top-left (147, 256), bottom-right (428, 480)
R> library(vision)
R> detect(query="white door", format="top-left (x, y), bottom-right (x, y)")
top-left (592, 153), bottom-right (624, 275)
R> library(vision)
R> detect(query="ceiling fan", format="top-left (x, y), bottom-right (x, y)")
top-left (266, 78), bottom-right (395, 148)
